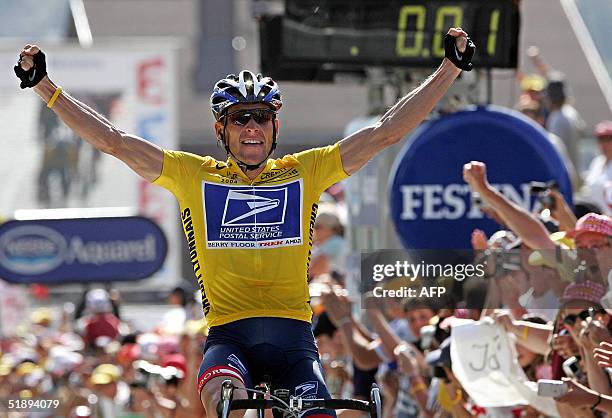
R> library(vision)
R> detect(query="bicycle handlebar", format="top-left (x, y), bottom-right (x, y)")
top-left (217, 379), bottom-right (381, 418)
top-left (227, 398), bottom-right (370, 412)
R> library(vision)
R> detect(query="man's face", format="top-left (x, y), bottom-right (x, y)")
top-left (405, 308), bottom-right (434, 337)
top-left (575, 232), bottom-right (612, 275)
top-left (96, 382), bottom-right (117, 398)
top-left (215, 103), bottom-right (278, 167)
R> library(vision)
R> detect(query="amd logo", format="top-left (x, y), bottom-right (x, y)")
top-left (399, 183), bottom-right (534, 220)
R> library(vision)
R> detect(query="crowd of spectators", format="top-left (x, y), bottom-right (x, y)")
top-left (308, 160), bottom-right (612, 418)
top-left (0, 286), bottom-right (208, 417)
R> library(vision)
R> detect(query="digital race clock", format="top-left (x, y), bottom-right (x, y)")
top-left (259, 0), bottom-right (520, 80)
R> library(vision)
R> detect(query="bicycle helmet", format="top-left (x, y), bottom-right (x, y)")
top-left (210, 70), bottom-right (283, 171)
top-left (210, 70), bottom-right (282, 121)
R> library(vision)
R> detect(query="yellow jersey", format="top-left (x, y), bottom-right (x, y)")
top-left (153, 143), bottom-right (348, 327)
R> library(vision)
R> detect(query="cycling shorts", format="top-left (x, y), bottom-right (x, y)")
top-left (198, 317), bottom-right (336, 418)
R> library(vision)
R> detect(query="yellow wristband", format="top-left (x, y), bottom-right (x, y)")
top-left (47, 86), bottom-right (62, 109)
top-left (522, 325), bottom-right (529, 340)
top-left (450, 389), bottom-right (462, 406)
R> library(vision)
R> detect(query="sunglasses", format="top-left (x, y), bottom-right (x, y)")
top-left (225, 109), bottom-right (276, 126)
top-left (563, 307), bottom-right (606, 327)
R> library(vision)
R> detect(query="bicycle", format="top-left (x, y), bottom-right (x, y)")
top-left (216, 379), bottom-right (382, 418)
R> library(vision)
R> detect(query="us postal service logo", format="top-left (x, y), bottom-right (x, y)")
top-left (203, 179), bottom-right (303, 249)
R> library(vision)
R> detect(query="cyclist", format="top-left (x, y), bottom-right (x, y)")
top-left (14, 27), bottom-right (475, 418)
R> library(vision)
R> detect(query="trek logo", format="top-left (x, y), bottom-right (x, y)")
top-left (203, 180), bottom-right (303, 249)
top-left (295, 381), bottom-right (318, 398)
top-left (222, 189), bottom-right (285, 226)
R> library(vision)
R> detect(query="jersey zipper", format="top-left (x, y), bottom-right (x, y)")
top-left (250, 178), bottom-right (263, 279)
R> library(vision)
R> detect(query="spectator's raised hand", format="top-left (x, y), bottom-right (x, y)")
top-left (554, 378), bottom-right (600, 406)
top-left (363, 290), bottom-right (382, 310)
top-left (549, 189), bottom-right (577, 231)
top-left (552, 332), bottom-right (581, 358)
top-left (463, 161), bottom-right (490, 193)
top-left (493, 311), bottom-right (517, 334)
top-left (320, 285), bottom-right (352, 327)
top-left (496, 274), bottom-right (523, 309)
top-left (580, 318), bottom-right (611, 352)
top-left (394, 343), bottom-right (419, 375)
top-left (471, 229), bottom-right (489, 250)
top-left (593, 341), bottom-right (612, 368)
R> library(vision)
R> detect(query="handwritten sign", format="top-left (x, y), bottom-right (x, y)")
top-left (451, 320), bottom-right (527, 406)
top-left (450, 319), bottom-right (559, 416)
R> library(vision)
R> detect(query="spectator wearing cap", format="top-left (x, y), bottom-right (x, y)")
top-left (79, 289), bottom-right (121, 349)
top-left (580, 121), bottom-right (612, 215)
top-left (545, 72), bottom-right (586, 170)
top-left (553, 281), bottom-right (611, 404)
top-left (90, 364), bottom-right (131, 418)
top-left (30, 307), bottom-right (53, 328)
top-left (518, 74), bottom-right (547, 105)
top-left (522, 233), bottom-right (573, 321)
top-left (567, 213), bottom-right (612, 280)
top-left (463, 162), bottom-right (611, 281)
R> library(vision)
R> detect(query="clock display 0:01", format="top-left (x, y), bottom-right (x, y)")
top-left (396, 5), bottom-right (501, 58)
top-left (279, 0), bottom-right (520, 68)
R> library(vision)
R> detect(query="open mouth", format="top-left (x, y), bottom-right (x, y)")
top-left (241, 139), bottom-right (264, 146)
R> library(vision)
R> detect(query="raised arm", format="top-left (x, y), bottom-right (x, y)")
top-left (320, 287), bottom-right (383, 370)
top-left (338, 28), bottom-right (473, 175)
top-left (463, 161), bottom-right (556, 251)
top-left (17, 45), bottom-right (163, 183)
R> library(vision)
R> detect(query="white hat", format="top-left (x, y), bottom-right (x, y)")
top-left (86, 289), bottom-right (112, 313)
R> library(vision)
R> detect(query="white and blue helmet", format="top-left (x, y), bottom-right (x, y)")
top-left (210, 70), bottom-right (282, 120)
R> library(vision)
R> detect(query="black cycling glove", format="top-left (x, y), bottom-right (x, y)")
top-left (444, 34), bottom-right (475, 71)
top-left (14, 50), bottom-right (47, 89)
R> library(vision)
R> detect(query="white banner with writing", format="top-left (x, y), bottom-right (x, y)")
top-left (451, 319), bottom-right (558, 416)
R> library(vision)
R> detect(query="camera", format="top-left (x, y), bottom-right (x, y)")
top-left (562, 356), bottom-right (581, 378)
top-left (537, 379), bottom-right (568, 398)
top-left (482, 249), bottom-right (522, 278)
top-left (495, 250), bottom-right (522, 276)
top-left (529, 180), bottom-right (558, 211)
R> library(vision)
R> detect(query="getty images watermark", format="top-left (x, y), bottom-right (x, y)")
top-left (360, 250), bottom-right (489, 305)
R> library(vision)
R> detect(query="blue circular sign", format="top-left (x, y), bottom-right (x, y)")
top-left (389, 106), bottom-right (572, 249)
